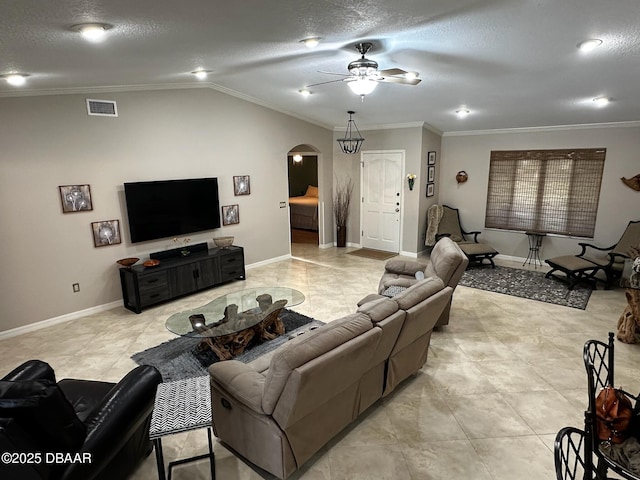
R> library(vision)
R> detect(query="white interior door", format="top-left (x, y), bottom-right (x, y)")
top-left (361, 151), bottom-right (403, 252)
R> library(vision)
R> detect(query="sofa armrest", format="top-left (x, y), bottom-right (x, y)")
top-left (209, 360), bottom-right (266, 414)
top-left (66, 365), bottom-right (161, 477)
top-left (384, 259), bottom-right (427, 276)
top-left (357, 293), bottom-right (386, 307)
top-left (1, 360), bottom-right (55, 383)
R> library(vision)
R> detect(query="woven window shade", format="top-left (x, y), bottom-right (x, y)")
top-left (485, 149), bottom-right (606, 237)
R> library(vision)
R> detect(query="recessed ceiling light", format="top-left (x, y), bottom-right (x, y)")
top-left (577, 39), bottom-right (603, 53)
top-left (298, 89), bottom-right (312, 97)
top-left (70, 23), bottom-right (113, 42)
top-left (405, 72), bottom-right (419, 80)
top-left (300, 37), bottom-right (321, 48)
top-left (1, 73), bottom-right (29, 86)
top-left (191, 70), bottom-right (211, 80)
top-left (456, 109), bottom-right (470, 118)
top-left (593, 96), bottom-right (610, 107)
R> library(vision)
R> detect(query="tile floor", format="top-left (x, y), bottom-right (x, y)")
top-left (0, 243), bottom-right (635, 480)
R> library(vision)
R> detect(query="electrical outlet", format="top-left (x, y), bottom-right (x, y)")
top-left (72, 283), bottom-right (80, 293)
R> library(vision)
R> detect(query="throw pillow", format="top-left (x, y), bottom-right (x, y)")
top-left (0, 379), bottom-right (86, 452)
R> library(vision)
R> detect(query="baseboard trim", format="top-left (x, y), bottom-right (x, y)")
top-left (246, 254), bottom-right (291, 270)
top-left (399, 250), bottom-right (418, 258)
top-left (0, 300), bottom-right (122, 340)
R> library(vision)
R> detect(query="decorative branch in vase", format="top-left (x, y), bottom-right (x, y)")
top-left (333, 175), bottom-right (354, 248)
top-left (173, 237), bottom-right (191, 256)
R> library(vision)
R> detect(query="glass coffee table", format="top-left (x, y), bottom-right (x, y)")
top-left (166, 287), bottom-right (305, 360)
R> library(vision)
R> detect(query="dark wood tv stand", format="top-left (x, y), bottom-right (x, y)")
top-left (119, 244), bottom-right (245, 314)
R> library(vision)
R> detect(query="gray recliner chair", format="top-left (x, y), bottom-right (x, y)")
top-left (375, 237), bottom-right (468, 327)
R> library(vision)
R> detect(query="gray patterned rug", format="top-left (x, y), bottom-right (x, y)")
top-left (459, 266), bottom-right (593, 309)
top-left (132, 309), bottom-right (323, 382)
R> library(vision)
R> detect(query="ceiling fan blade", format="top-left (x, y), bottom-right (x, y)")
top-left (317, 70), bottom-right (352, 77)
top-left (377, 76), bottom-right (421, 85)
top-left (305, 78), bottom-right (350, 88)
top-left (378, 68), bottom-right (407, 76)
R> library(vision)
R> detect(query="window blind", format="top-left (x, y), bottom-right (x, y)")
top-left (485, 148), bottom-right (606, 238)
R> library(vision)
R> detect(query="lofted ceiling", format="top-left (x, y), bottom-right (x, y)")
top-left (2, 0), bottom-right (639, 133)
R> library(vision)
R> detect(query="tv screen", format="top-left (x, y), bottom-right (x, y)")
top-left (124, 178), bottom-right (221, 243)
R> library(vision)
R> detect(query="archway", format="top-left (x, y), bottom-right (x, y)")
top-left (287, 144), bottom-right (320, 246)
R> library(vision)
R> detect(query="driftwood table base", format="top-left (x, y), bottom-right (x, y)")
top-left (617, 289), bottom-right (640, 344)
top-left (194, 299), bottom-right (288, 360)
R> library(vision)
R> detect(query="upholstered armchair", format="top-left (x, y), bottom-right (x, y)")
top-left (377, 237), bottom-right (468, 326)
top-left (0, 360), bottom-right (161, 480)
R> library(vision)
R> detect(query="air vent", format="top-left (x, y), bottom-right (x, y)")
top-left (86, 99), bottom-right (118, 117)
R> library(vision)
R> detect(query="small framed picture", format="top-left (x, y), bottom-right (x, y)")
top-left (91, 220), bottom-right (121, 247)
top-left (428, 151), bottom-right (436, 165)
top-left (233, 176), bottom-right (250, 196)
top-left (222, 204), bottom-right (240, 225)
top-left (426, 183), bottom-right (435, 197)
top-left (59, 184), bottom-right (93, 213)
top-left (428, 166), bottom-right (436, 182)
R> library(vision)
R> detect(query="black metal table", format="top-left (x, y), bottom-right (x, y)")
top-left (149, 376), bottom-right (215, 480)
top-left (523, 231), bottom-right (546, 267)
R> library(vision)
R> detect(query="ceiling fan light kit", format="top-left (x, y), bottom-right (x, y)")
top-left (306, 41), bottom-right (421, 98)
top-left (347, 78), bottom-right (378, 96)
top-left (337, 111), bottom-right (365, 155)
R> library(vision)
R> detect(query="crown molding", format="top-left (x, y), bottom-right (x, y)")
top-left (442, 120), bottom-right (640, 136)
top-left (332, 121), bottom-right (442, 135)
top-left (0, 82), bottom-right (208, 97)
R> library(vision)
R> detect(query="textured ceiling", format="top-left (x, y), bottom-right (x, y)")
top-left (2, 0), bottom-right (639, 132)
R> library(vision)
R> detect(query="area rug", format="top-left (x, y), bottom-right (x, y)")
top-left (347, 248), bottom-right (397, 261)
top-left (132, 309), bottom-right (324, 382)
top-left (458, 266), bottom-right (593, 310)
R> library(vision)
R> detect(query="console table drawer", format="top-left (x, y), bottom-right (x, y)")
top-left (138, 271), bottom-right (168, 292)
top-left (139, 286), bottom-right (171, 305)
top-left (220, 252), bottom-right (245, 280)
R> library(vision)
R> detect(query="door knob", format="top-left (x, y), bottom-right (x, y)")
top-left (395, 208), bottom-right (400, 212)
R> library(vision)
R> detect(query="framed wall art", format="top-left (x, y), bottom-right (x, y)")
top-left (59, 184), bottom-right (93, 213)
top-left (428, 166), bottom-right (436, 183)
top-left (428, 151), bottom-right (437, 165)
top-left (426, 183), bottom-right (435, 197)
top-left (222, 204), bottom-right (240, 225)
top-left (91, 220), bottom-right (121, 247)
top-left (233, 175), bottom-right (251, 196)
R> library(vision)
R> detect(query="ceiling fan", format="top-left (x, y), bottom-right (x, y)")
top-left (306, 42), bottom-right (421, 96)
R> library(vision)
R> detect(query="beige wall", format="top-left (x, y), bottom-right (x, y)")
top-left (439, 124), bottom-right (640, 260)
top-left (0, 88), bottom-right (333, 332)
top-left (332, 125), bottom-right (429, 254)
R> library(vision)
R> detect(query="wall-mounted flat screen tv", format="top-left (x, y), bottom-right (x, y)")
top-left (124, 178), bottom-right (221, 243)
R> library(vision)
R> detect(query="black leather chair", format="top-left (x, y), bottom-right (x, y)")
top-left (0, 360), bottom-right (162, 480)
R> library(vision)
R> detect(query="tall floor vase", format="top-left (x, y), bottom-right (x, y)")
top-left (336, 226), bottom-right (347, 247)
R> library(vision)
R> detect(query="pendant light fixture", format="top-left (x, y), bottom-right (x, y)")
top-left (336, 111), bottom-right (365, 155)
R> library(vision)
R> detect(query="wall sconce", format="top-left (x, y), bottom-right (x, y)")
top-left (407, 174), bottom-right (416, 191)
top-left (292, 154), bottom-right (303, 164)
top-left (456, 171), bottom-right (468, 184)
